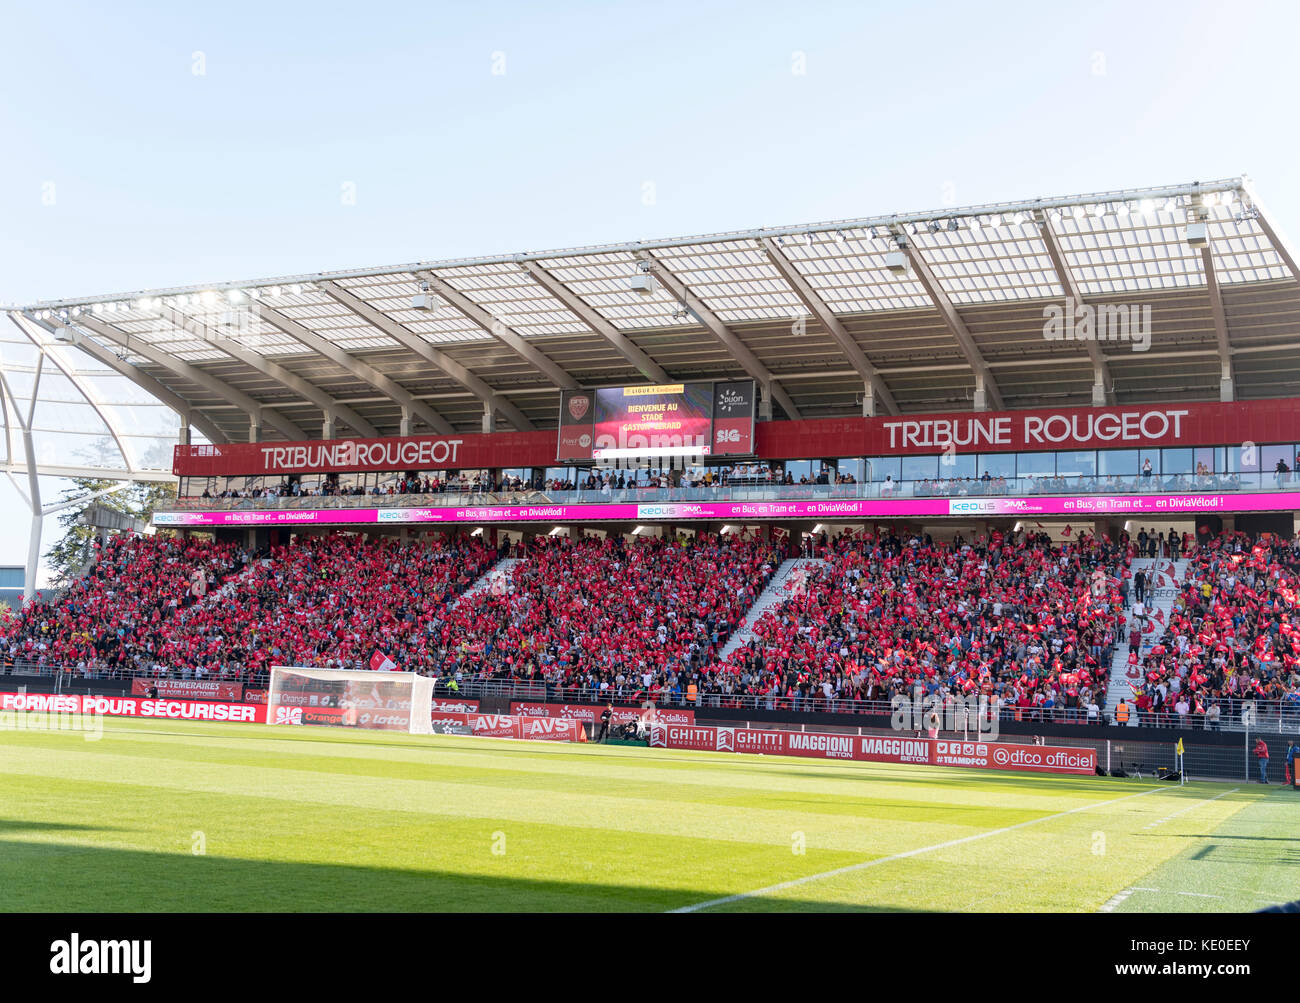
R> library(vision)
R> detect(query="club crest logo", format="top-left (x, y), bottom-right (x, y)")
top-left (567, 394), bottom-right (591, 421)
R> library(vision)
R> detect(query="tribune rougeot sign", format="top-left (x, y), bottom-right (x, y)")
top-left (172, 399), bottom-right (1300, 477)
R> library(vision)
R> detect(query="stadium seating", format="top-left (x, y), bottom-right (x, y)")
top-left (1, 532), bottom-right (495, 680)
top-left (716, 529), bottom-right (1128, 715)
top-left (6, 525), bottom-right (1299, 724)
top-left (440, 533), bottom-right (783, 696)
top-left (1125, 532), bottom-right (1300, 724)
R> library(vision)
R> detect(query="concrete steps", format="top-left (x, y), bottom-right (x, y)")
top-left (718, 558), bottom-right (827, 659)
top-left (1104, 557), bottom-right (1188, 723)
top-left (454, 558), bottom-right (523, 608)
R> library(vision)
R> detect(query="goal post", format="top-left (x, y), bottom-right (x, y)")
top-left (267, 666), bottom-right (434, 734)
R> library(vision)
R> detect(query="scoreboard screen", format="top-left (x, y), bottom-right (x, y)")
top-left (557, 380), bottom-right (755, 461)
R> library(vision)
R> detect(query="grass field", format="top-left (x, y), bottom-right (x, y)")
top-left (0, 716), bottom-right (1294, 912)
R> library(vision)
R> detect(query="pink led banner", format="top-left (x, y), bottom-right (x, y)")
top-left (153, 490), bottom-right (1300, 528)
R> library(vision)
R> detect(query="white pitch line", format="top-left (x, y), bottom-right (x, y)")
top-left (1141, 787), bottom-right (1240, 829)
top-left (669, 785), bottom-right (1166, 913)
top-left (1099, 888), bottom-right (1135, 913)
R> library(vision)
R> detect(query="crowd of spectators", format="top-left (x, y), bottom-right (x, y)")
top-left (4, 521), bottom-right (1299, 728)
top-left (710, 528), bottom-right (1128, 715)
top-left (1, 531), bottom-right (496, 681)
top-left (434, 532), bottom-right (783, 698)
top-left (1121, 531), bottom-right (1300, 727)
top-left (916, 474), bottom-right (1010, 497)
top-left (201, 471), bottom-right (541, 501)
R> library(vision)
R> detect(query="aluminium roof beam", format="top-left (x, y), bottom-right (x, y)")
top-left (65, 313), bottom-right (307, 441)
top-left (758, 237), bottom-right (898, 416)
top-left (253, 301), bottom-right (454, 435)
top-left (315, 281), bottom-right (535, 432)
top-left (1240, 177), bottom-right (1300, 284)
top-left (520, 261), bottom-right (670, 385)
top-left (0, 461), bottom-right (175, 483)
top-left (890, 230), bottom-right (1005, 412)
top-left (641, 253), bottom-right (802, 420)
top-left (1035, 211), bottom-right (1116, 406)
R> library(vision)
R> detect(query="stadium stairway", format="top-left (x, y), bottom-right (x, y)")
top-left (717, 558), bottom-right (826, 660)
top-left (170, 555), bottom-right (269, 628)
top-left (1104, 557), bottom-right (1188, 724)
top-left (453, 557), bottom-right (522, 608)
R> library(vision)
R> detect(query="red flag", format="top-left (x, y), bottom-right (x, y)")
top-left (369, 650), bottom-right (399, 672)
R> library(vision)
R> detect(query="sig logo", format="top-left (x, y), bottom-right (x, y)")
top-left (716, 428), bottom-right (741, 444)
top-left (274, 706), bottom-right (303, 725)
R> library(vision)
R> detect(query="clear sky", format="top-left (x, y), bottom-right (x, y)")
top-left (2, 0), bottom-right (1298, 579)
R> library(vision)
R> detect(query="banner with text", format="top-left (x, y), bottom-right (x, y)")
top-left (129, 679), bottom-right (244, 701)
top-left (155, 488), bottom-right (1300, 529)
top-left (647, 724), bottom-right (1096, 775)
top-left (0, 691), bottom-right (266, 724)
top-left (510, 702), bottom-right (695, 726)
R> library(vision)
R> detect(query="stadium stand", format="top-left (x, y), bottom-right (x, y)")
top-left (717, 528), bottom-right (1127, 715)
top-left (1121, 531), bottom-right (1300, 728)
top-left (437, 532), bottom-right (783, 695)
top-left (3, 525), bottom-right (1299, 730)
top-left (1, 532), bottom-right (496, 680)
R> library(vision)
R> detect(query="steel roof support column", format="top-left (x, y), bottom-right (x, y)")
top-left (640, 253), bottom-right (801, 420)
top-left (1194, 204), bottom-right (1235, 403)
top-left (520, 261), bottom-right (670, 384)
top-left (1036, 211), bottom-right (1115, 407)
top-left (893, 232), bottom-right (1004, 412)
top-left (0, 359), bottom-right (45, 602)
top-left (758, 237), bottom-right (898, 415)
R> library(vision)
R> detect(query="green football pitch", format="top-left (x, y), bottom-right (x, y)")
top-left (0, 716), bottom-right (1294, 912)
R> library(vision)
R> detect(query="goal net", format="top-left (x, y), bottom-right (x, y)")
top-left (267, 667), bottom-right (434, 734)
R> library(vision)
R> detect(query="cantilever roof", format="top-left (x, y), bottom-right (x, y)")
top-left (7, 175), bottom-right (1300, 451)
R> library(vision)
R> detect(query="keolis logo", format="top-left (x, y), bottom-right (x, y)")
top-left (50, 934), bottom-right (151, 983)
